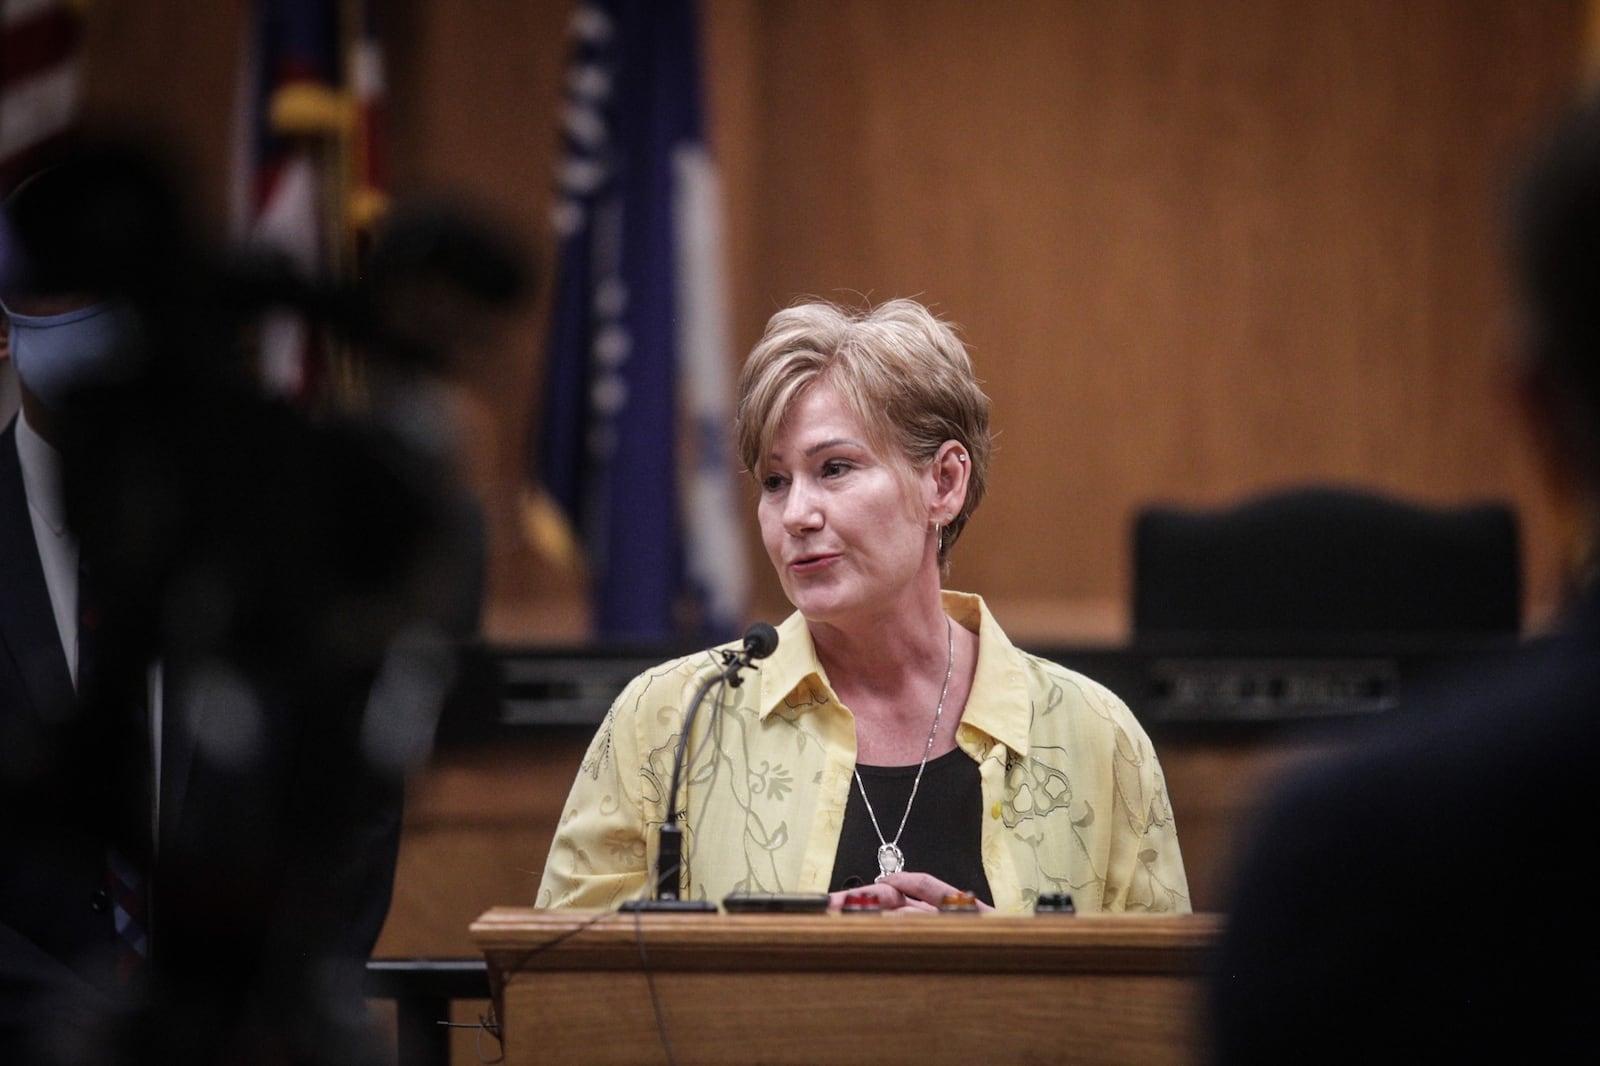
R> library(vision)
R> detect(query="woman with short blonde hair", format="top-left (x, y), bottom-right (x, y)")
top-left (539, 297), bottom-right (1189, 913)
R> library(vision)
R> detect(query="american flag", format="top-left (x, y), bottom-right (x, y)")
top-left (0, 0), bottom-right (84, 195)
top-left (232, 0), bottom-right (385, 401)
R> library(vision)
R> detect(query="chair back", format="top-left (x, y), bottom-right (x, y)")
top-left (1132, 485), bottom-right (1522, 648)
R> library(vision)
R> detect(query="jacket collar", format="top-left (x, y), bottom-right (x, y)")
top-left (751, 591), bottom-right (1033, 759)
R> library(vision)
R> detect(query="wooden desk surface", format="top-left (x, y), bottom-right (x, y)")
top-left (472, 907), bottom-right (1223, 1065)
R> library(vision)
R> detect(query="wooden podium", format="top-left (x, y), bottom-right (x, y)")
top-left (471, 907), bottom-right (1222, 1065)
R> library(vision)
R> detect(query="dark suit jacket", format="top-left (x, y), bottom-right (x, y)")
top-left (1, 415), bottom-right (404, 1065)
top-left (1208, 587), bottom-right (1600, 1065)
top-left (0, 416), bottom-right (123, 1042)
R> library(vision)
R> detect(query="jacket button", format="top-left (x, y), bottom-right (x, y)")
top-left (90, 889), bottom-right (110, 913)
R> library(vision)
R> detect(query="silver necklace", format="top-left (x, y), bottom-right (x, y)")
top-left (853, 614), bottom-right (955, 881)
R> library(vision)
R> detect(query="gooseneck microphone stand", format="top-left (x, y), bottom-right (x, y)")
top-left (621, 623), bottom-right (779, 912)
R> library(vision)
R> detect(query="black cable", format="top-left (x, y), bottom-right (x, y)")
top-left (632, 906), bottom-right (679, 1066)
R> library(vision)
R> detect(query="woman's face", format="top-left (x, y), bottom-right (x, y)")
top-left (757, 381), bottom-right (934, 626)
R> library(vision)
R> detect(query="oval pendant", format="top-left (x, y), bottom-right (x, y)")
top-left (875, 843), bottom-right (905, 880)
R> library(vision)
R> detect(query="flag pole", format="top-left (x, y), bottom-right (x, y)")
top-left (265, 75), bottom-right (350, 407)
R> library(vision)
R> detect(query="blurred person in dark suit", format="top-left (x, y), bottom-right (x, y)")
top-left (0, 146), bottom-right (177, 1063)
top-left (1207, 89), bottom-right (1600, 1066)
top-left (0, 135), bottom-right (524, 1065)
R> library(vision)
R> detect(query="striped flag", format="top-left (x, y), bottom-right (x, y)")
top-left (0, 0), bottom-right (84, 195)
top-left (346, 1), bottom-right (387, 255)
top-left (530, 0), bottom-right (747, 642)
top-left (233, 0), bottom-right (382, 401)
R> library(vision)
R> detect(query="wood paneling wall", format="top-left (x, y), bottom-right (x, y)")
top-left (706, 0), bottom-right (1586, 640)
top-left (78, 0), bottom-right (1587, 646)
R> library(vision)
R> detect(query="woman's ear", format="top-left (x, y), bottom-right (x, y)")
top-left (930, 439), bottom-right (970, 521)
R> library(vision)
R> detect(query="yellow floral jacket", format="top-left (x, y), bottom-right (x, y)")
top-left (537, 592), bottom-right (1190, 914)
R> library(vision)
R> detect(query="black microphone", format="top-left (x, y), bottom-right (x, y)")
top-left (622, 622), bottom-right (779, 911)
top-left (738, 621), bottom-right (779, 670)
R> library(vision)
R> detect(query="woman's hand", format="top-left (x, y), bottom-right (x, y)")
top-left (827, 871), bottom-right (994, 913)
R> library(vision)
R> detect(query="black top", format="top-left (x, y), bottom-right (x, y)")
top-left (830, 746), bottom-right (993, 905)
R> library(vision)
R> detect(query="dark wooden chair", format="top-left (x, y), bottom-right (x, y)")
top-left (1132, 484), bottom-right (1522, 651)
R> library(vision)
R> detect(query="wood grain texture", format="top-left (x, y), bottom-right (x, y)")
top-left (72, 1), bottom-right (1588, 643)
top-left (478, 909), bottom-right (1220, 1066)
top-left (718, 0), bottom-right (1584, 639)
top-left (473, 907), bottom-right (1221, 972)
top-left (373, 738), bottom-right (590, 958)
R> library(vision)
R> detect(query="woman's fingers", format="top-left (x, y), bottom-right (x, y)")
top-left (826, 873), bottom-right (989, 912)
top-left (879, 872), bottom-right (995, 912)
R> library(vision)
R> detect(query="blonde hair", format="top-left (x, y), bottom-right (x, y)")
top-left (735, 297), bottom-right (992, 564)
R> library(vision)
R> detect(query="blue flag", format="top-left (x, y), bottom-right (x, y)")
top-left (534, 0), bottom-right (746, 643)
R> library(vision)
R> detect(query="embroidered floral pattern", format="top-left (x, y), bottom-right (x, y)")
top-left (538, 594), bottom-right (1190, 914)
